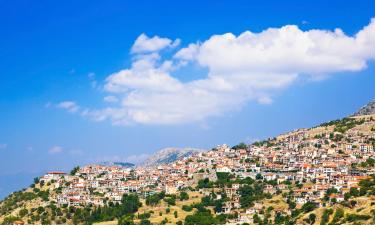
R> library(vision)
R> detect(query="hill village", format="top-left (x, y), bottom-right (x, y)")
top-left (26, 115), bottom-right (375, 224)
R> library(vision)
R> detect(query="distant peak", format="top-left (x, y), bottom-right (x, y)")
top-left (141, 147), bottom-right (205, 167)
top-left (353, 99), bottom-right (375, 116)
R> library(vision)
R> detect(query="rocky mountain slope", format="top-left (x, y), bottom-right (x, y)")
top-left (353, 99), bottom-right (375, 116)
top-left (141, 147), bottom-right (205, 167)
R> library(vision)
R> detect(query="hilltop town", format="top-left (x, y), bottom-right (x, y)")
top-left (1, 113), bottom-right (375, 225)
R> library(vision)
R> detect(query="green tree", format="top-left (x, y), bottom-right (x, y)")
top-left (332, 208), bottom-right (344, 224)
top-left (139, 219), bottom-right (151, 225)
top-left (179, 191), bottom-right (189, 201)
top-left (121, 194), bottom-right (141, 214)
top-left (118, 214), bottom-right (134, 225)
top-left (232, 142), bottom-right (247, 150)
top-left (19, 208), bottom-right (28, 217)
top-left (301, 202), bottom-right (316, 213)
top-left (70, 166), bottom-right (80, 176)
top-left (308, 213), bottom-right (316, 225)
top-left (185, 211), bottom-right (217, 225)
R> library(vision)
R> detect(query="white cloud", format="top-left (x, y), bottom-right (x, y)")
top-left (104, 96), bottom-right (119, 103)
top-left (131, 33), bottom-right (180, 54)
top-left (57, 101), bottom-right (80, 113)
top-left (60, 19), bottom-right (375, 125)
top-left (48, 146), bottom-right (63, 154)
top-left (0, 144), bottom-right (7, 150)
top-left (174, 43), bottom-right (200, 61)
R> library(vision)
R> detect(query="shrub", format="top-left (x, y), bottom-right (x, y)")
top-left (182, 205), bottom-right (193, 212)
top-left (179, 191), bottom-right (189, 201)
top-left (301, 202), bottom-right (316, 213)
top-left (346, 213), bottom-right (371, 222)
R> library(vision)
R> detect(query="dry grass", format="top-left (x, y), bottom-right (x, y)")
top-left (297, 196), bottom-right (375, 225)
top-left (134, 191), bottom-right (202, 224)
top-left (93, 191), bottom-right (203, 225)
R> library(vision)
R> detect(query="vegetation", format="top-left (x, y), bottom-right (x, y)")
top-left (320, 117), bottom-right (365, 133)
top-left (239, 183), bottom-right (270, 208)
top-left (196, 178), bottom-right (214, 189)
top-left (70, 166), bottom-right (80, 176)
top-left (232, 142), bottom-right (247, 150)
top-left (145, 192), bottom-right (165, 206)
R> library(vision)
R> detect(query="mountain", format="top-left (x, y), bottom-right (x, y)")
top-left (99, 161), bottom-right (135, 168)
top-left (353, 99), bottom-right (375, 116)
top-left (141, 147), bottom-right (205, 167)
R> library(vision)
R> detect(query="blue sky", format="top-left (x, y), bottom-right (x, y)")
top-left (1, 0), bottom-right (375, 199)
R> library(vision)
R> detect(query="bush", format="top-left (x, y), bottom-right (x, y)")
top-left (164, 196), bottom-right (176, 206)
top-left (320, 208), bottom-right (333, 225)
top-left (139, 219), bottom-right (151, 225)
top-left (138, 213), bottom-right (151, 219)
top-left (19, 208), bottom-right (28, 217)
top-left (332, 208), bottom-right (344, 224)
top-left (301, 202), bottom-right (316, 213)
top-left (145, 192), bottom-right (165, 206)
top-left (179, 191), bottom-right (189, 201)
top-left (346, 213), bottom-right (371, 222)
top-left (197, 178), bottom-right (213, 189)
top-left (185, 211), bottom-right (217, 225)
top-left (182, 205), bottom-right (193, 212)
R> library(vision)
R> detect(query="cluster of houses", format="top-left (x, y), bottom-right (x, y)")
top-left (39, 116), bottom-right (375, 221)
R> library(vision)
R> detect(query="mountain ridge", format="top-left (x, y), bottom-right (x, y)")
top-left (353, 99), bottom-right (375, 116)
top-left (140, 147), bottom-right (205, 167)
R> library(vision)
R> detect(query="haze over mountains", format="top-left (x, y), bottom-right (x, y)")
top-left (99, 147), bottom-right (206, 168)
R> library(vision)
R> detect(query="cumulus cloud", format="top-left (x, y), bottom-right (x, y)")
top-left (131, 33), bottom-right (180, 54)
top-left (48, 146), bottom-right (63, 154)
top-left (59, 19), bottom-right (375, 125)
top-left (57, 101), bottom-right (80, 113)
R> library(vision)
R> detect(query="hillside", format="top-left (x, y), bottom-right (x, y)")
top-left (1, 110), bottom-right (375, 224)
